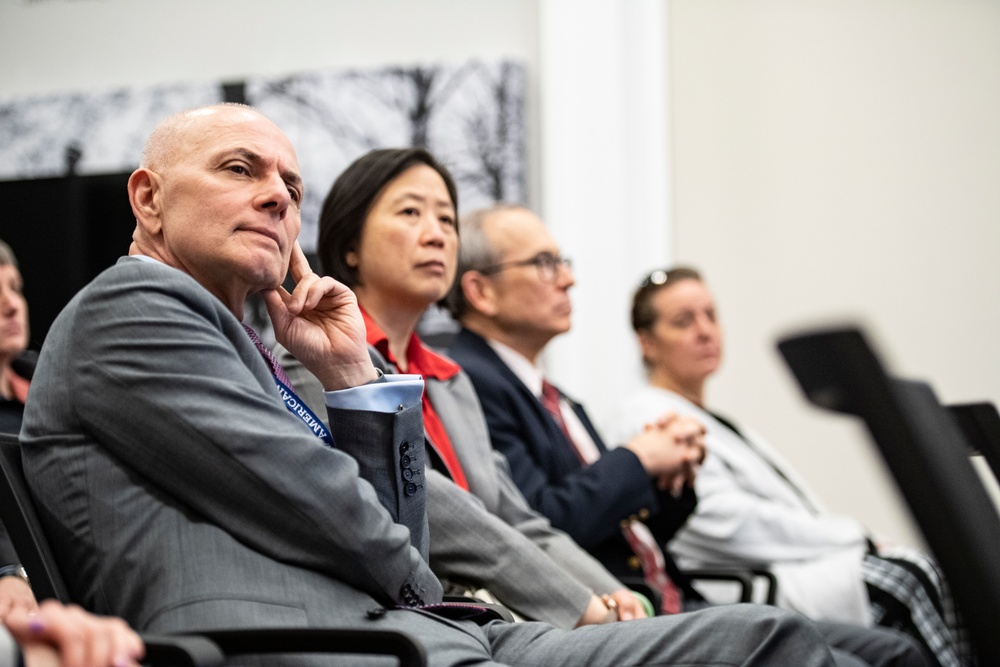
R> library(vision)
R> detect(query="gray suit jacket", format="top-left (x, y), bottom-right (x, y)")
top-left (282, 342), bottom-right (624, 629)
top-left (20, 257), bottom-right (449, 645)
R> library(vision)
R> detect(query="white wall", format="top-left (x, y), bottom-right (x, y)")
top-left (0, 0), bottom-right (539, 94)
top-left (667, 0), bottom-right (1000, 547)
top-left (538, 0), bottom-right (673, 434)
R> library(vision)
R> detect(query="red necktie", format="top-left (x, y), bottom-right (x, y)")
top-left (620, 523), bottom-right (683, 614)
top-left (540, 380), bottom-right (574, 442)
top-left (541, 378), bottom-right (683, 614)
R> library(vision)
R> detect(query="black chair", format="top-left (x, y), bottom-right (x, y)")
top-left (0, 434), bottom-right (427, 667)
top-left (947, 401), bottom-right (1000, 485)
top-left (777, 325), bottom-right (1000, 665)
top-left (684, 568), bottom-right (778, 605)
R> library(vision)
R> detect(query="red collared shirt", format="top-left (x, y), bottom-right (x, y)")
top-left (361, 308), bottom-right (469, 491)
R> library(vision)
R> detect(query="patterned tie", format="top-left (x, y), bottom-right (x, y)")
top-left (242, 324), bottom-right (293, 389)
top-left (540, 380), bottom-right (574, 442)
top-left (540, 378), bottom-right (683, 614)
top-left (621, 522), bottom-right (684, 614)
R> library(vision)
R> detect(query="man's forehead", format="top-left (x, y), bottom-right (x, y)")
top-left (179, 108), bottom-right (298, 164)
top-left (486, 209), bottom-right (558, 255)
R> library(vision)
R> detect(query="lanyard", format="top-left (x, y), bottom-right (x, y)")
top-left (273, 375), bottom-right (334, 447)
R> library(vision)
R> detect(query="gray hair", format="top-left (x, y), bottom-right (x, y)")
top-left (444, 203), bottom-right (525, 319)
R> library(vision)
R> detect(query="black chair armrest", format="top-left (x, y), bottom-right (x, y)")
top-left (192, 628), bottom-right (426, 667)
top-left (747, 569), bottom-right (778, 605)
top-left (682, 567), bottom-right (778, 605)
top-left (139, 634), bottom-right (225, 666)
top-left (683, 569), bottom-right (755, 603)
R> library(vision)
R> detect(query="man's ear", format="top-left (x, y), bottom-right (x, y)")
top-left (127, 168), bottom-right (163, 236)
top-left (460, 271), bottom-right (499, 318)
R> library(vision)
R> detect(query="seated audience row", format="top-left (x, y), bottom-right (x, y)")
top-left (440, 205), bottom-right (933, 667)
top-left (274, 147), bottom-right (933, 666)
top-left (18, 104), bottom-right (839, 666)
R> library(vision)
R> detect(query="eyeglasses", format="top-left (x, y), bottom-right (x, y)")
top-left (479, 252), bottom-right (573, 284)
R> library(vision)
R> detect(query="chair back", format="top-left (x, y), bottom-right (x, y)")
top-left (0, 432), bottom-right (71, 602)
top-left (777, 326), bottom-right (1000, 665)
top-left (947, 401), bottom-right (1000, 484)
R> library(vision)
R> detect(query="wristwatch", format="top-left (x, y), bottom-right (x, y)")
top-left (365, 367), bottom-right (387, 385)
top-left (0, 564), bottom-right (29, 587)
top-left (599, 594), bottom-right (620, 623)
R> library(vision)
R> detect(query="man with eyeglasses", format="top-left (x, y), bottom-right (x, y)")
top-left (446, 204), bottom-right (709, 614)
top-left (446, 204), bottom-right (932, 667)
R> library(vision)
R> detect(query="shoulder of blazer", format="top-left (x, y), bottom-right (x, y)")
top-left (450, 330), bottom-right (525, 396)
top-left (448, 329), bottom-right (496, 370)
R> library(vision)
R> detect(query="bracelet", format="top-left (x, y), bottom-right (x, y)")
top-left (599, 594), bottom-right (619, 622)
top-left (0, 565), bottom-right (29, 587)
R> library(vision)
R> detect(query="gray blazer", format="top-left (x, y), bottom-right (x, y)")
top-left (20, 258), bottom-right (455, 651)
top-left (283, 341), bottom-right (625, 629)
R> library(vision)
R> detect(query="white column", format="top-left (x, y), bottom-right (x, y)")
top-left (537, 0), bottom-right (672, 430)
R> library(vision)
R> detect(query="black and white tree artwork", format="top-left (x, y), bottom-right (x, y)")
top-left (248, 59), bottom-right (527, 249)
top-left (0, 59), bottom-right (527, 252)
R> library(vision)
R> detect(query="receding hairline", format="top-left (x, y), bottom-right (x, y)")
top-left (472, 203), bottom-right (533, 242)
top-left (140, 103), bottom-right (269, 171)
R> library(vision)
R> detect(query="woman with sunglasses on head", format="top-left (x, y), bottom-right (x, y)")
top-left (607, 267), bottom-right (966, 667)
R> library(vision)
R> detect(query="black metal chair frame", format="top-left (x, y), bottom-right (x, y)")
top-left (946, 401), bottom-right (1000, 485)
top-left (778, 325), bottom-right (1000, 665)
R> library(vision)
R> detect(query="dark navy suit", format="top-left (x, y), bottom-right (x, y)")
top-left (448, 328), bottom-right (699, 596)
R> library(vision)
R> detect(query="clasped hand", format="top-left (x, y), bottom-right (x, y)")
top-left (262, 242), bottom-right (377, 391)
top-left (625, 413), bottom-right (707, 496)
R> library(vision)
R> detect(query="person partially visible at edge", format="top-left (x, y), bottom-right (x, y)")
top-left (0, 239), bottom-right (38, 622)
top-left (0, 240), bottom-right (31, 435)
top-left (21, 102), bottom-right (839, 666)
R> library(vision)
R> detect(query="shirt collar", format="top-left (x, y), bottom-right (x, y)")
top-left (486, 338), bottom-right (544, 398)
top-left (361, 306), bottom-right (461, 381)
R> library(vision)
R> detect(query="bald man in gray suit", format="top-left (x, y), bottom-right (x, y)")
top-left (21, 104), bottom-right (836, 666)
